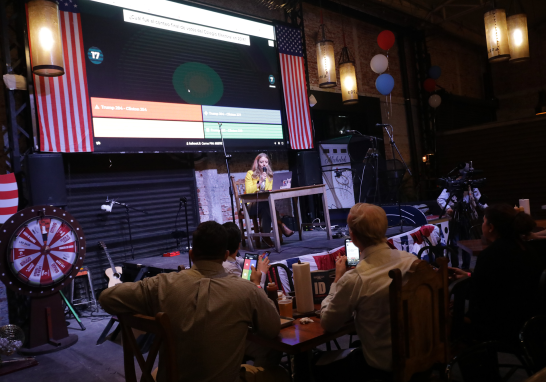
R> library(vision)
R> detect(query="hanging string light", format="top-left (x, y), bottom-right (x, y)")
top-left (316, 10), bottom-right (336, 88)
top-left (338, 23), bottom-right (358, 105)
top-left (27, 0), bottom-right (65, 76)
top-left (484, 1), bottom-right (510, 62)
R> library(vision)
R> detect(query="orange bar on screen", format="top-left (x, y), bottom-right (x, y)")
top-left (90, 97), bottom-right (202, 122)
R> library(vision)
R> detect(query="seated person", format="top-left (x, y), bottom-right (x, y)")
top-left (450, 204), bottom-right (544, 343)
top-left (320, 203), bottom-right (417, 379)
top-left (99, 221), bottom-right (280, 382)
top-left (222, 222), bottom-right (269, 288)
top-left (244, 153), bottom-right (294, 248)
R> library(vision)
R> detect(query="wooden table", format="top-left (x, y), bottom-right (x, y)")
top-left (240, 185), bottom-right (332, 252)
top-left (247, 316), bottom-right (354, 355)
top-left (457, 239), bottom-right (487, 256)
top-left (247, 316), bottom-right (355, 382)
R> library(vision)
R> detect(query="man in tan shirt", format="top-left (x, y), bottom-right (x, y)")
top-left (320, 204), bottom-right (417, 379)
top-left (99, 221), bottom-right (280, 382)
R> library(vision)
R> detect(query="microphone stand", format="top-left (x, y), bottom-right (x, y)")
top-left (219, 123), bottom-right (236, 223)
top-left (382, 125), bottom-right (412, 233)
top-left (184, 198), bottom-right (191, 267)
top-left (107, 199), bottom-right (148, 260)
top-left (346, 130), bottom-right (380, 204)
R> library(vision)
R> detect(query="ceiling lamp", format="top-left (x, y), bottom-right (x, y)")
top-left (338, 41), bottom-right (358, 105)
top-left (27, 0), bottom-right (65, 77)
top-left (316, 12), bottom-right (336, 88)
top-left (484, 3), bottom-right (510, 62)
top-left (535, 91), bottom-right (546, 116)
top-left (506, 0), bottom-right (530, 63)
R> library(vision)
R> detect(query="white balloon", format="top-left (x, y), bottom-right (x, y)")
top-left (429, 94), bottom-right (442, 108)
top-left (370, 54), bottom-right (389, 74)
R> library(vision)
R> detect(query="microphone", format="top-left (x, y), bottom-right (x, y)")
top-left (179, 197), bottom-right (187, 209)
top-left (376, 123), bottom-right (391, 127)
top-left (262, 166), bottom-right (267, 173)
top-left (101, 199), bottom-right (114, 213)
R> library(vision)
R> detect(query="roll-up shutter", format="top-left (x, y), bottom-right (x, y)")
top-left (64, 154), bottom-right (199, 292)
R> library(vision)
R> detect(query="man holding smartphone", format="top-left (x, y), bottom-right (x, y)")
top-left (320, 204), bottom-right (417, 380)
top-left (222, 222), bottom-right (270, 287)
top-left (100, 221), bottom-right (280, 382)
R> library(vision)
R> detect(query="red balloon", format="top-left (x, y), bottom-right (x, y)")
top-left (423, 78), bottom-right (436, 93)
top-left (377, 30), bottom-right (395, 50)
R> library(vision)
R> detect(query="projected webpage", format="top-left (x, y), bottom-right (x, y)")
top-left (82, 0), bottom-right (285, 152)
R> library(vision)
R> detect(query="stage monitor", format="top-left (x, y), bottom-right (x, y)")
top-left (79, 0), bottom-right (287, 152)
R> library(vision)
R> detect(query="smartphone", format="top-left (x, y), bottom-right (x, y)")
top-left (345, 239), bottom-right (360, 266)
top-left (242, 253), bottom-right (258, 280)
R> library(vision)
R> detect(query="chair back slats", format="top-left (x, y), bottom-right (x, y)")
top-left (520, 315), bottom-right (546, 373)
top-left (266, 263), bottom-right (294, 293)
top-left (389, 257), bottom-right (450, 382)
top-left (118, 312), bottom-right (177, 382)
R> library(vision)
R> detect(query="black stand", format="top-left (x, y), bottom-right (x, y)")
top-left (383, 124), bottom-right (412, 233)
top-left (107, 199), bottom-right (148, 260)
top-left (219, 123), bottom-right (236, 223)
top-left (173, 197), bottom-right (192, 267)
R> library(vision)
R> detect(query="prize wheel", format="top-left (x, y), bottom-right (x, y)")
top-left (0, 206), bottom-right (86, 296)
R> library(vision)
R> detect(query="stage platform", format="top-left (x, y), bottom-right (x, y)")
top-left (122, 225), bottom-right (421, 274)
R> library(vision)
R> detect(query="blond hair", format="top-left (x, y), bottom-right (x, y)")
top-left (348, 203), bottom-right (388, 247)
top-left (250, 153), bottom-right (274, 179)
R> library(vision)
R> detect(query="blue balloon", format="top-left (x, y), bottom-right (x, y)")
top-left (375, 74), bottom-right (395, 95)
top-left (428, 66), bottom-right (442, 80)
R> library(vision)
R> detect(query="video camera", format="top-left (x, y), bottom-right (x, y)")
top-left (437, 161), bottom-right (486, 192)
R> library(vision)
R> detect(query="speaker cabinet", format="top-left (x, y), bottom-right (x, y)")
top-left (296, 151), bottom-right (322, 186)
top-left (26, 154), bottom-right (67, 206)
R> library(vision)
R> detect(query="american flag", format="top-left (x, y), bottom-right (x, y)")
top-left (28, 0), bottom-right (93, 152)
top-left (0, 173), bottom-right (18, 224)
top-left (276, 25), bottom-right (314, 150)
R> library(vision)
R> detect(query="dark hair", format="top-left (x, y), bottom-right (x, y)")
top-left (484, 203), bottom-right (536, 240)
top-left (191, 221), bottom-right (228, 260)
top-left (222, 222), bottom-right (241, 255)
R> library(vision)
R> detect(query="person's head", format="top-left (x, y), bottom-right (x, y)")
top-left (222, 222), bottom-right (241, 258)
top-left (190, 221), bottom-right (229, 263)
top-left (347, 203), bottom-right (388, 250)
top-left (482, 203), bottom-right (536, 243)
top-left (251, 153), bottom-right (273, 178)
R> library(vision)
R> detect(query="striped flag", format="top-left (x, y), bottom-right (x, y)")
top-left (276, 25), bottom-right (314, 150)
top-left (0, 173), bottom-right (18, 224)
top-left (27, 0), bottom-right (94, 153)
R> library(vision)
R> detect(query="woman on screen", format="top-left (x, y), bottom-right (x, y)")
top-left (245, 153), bottom-right (294, 248)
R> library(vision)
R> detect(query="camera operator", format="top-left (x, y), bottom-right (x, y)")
top-left (437, 162), bottom-right (488, 270)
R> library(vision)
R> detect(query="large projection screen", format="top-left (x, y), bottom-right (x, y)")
top-left (78, 0), bottom-right (288, 152)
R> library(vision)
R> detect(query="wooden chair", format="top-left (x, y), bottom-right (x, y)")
top-left (265, 263), bottom-right (294, 293)
top-left (389, 257), bottom-right (450, 382)
top-left (416, 245), bottom-right (457, 266)
top-left (230, 176), bottom-right (260, 248)
top-left (118, 312), bottom-right (177, 382)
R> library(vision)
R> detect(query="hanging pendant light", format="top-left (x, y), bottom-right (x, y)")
top-left (316, 12), bottom-right (336, 88)
top-left (484, 3), bottom-right (510, 62)
top-left (535, 91), bottom-right (546, 116)
top-left (27, 0), bottom-right (65, 77)
top-left (339, 45), bottom-right (358, 105)
top-left (507, 13), bottom-right (530, 62)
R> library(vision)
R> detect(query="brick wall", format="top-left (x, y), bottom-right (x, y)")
top-left (427, 33), bottom-right (486, 99)
top-left (303, 2), bottom-right (420, 176)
